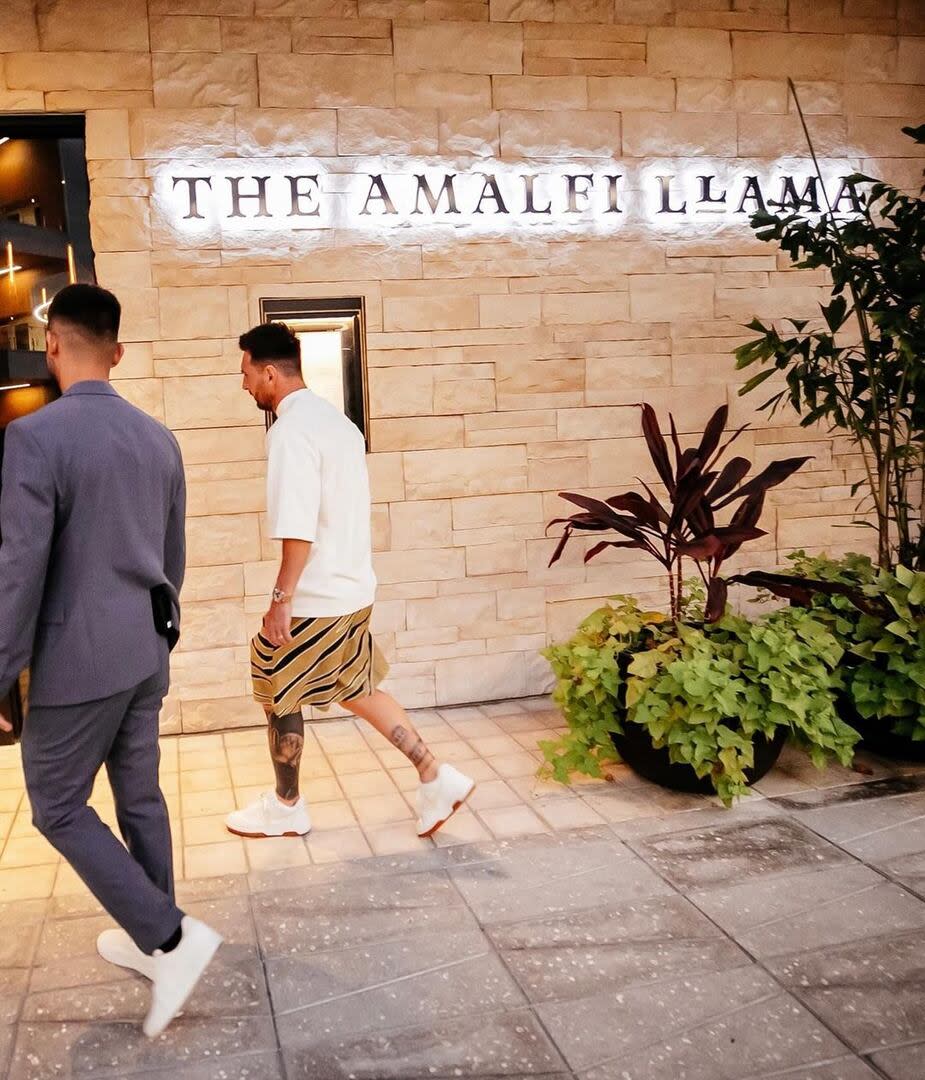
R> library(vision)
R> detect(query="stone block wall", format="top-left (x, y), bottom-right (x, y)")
top-left (2, 0), bottom-right (922, 731)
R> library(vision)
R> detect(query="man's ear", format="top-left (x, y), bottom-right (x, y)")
top-left (111, 343), bottom-right (125, 370)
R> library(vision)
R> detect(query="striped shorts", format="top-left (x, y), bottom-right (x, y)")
top-left (250, 605), bottom-right (389, 717)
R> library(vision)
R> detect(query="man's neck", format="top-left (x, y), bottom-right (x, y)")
top-left (273, 382), bottom-right (307, 412)
top-left (57, 369), bottom-right (111, 393)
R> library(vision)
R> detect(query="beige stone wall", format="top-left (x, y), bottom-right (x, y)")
top-left (2, 0), bottom-right (923, 731)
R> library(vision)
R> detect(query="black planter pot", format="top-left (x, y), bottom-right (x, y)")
top-left (838, 693), bottom-right (925, 762)
top-left (611, 723), bottom-right (789, 795)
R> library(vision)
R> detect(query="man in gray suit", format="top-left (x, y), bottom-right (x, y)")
top-left (0, 284), bottom-right (221, 1037)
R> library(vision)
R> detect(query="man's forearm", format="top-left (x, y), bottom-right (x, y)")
top-left (275, 539), bottom-right (311, 598)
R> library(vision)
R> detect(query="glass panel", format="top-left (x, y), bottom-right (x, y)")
top-left (0, 135), bottom-right (75, 354)
top-left (295, 327), bottom-right (346, 414)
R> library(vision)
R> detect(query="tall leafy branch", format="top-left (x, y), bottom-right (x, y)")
top-left (735, 81), bottom-right (925, 569)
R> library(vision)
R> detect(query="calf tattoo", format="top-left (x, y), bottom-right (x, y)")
top-left (268, 710), bottom-right (304, 801)
top-left (390, 724), bottom-right (434, 774)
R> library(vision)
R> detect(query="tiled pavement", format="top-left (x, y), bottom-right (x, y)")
top-left (0, 697), bottom-right (924, 1078)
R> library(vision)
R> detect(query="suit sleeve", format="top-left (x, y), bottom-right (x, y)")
top-left (0, 423), bottom-right (56, 698)
top-left (164, 442), bottom-right (186, 597)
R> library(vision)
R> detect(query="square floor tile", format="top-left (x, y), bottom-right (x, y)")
top-left (184, 839), bottom-right (247, 879)
top-left (0, 835), bottom-right (58, 869)
top-left (244, 837), bottom-right (311, 873)
top-left (338, 771), bottom-right (399, 799)
top-left (350, 793), bottom-right (414, 827)
top-left (477, 804), bottom-right (549, 840)
top-left (306, 826), bottom-right (372, 864)
top-left (364, 822), bottom-right (433, 857)
top-left (310, 800), bottom-right (357, 831)
top-left (431, 809), bottom-right (492, 847)
top-left (0, 864), bottom-right (56, 902)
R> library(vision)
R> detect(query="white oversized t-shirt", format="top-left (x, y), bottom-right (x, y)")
top-left (265, 388), bottom-right (376, 617)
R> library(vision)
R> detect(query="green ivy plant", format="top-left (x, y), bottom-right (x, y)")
top-left (768, 551), bottom-right (925, 742)
top-left (541, 591), bottom-right (858, 805)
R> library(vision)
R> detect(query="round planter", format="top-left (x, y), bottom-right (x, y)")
top-left (838, 694), bottom-right (925, 762)
top-left (611, 723), bottom-right (788, 795)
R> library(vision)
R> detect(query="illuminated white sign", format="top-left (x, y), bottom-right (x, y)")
top-left (153, 158), bottom-right (865, 237)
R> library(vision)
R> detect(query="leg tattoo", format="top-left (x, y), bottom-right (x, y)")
top-left (390, 724), bottom-right (435, 778)
top-left (268, 710), bottom-right (304, 802)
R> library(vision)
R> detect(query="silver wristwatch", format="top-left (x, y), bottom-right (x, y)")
top-left (271, 587), bottom-right (292, 604)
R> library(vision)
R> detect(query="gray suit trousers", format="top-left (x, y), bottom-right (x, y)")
top-left (22, 668), bottom-right (184, 953)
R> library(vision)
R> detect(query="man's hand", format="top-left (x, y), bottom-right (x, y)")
top-left (262, 600), bottom-right (294, 648)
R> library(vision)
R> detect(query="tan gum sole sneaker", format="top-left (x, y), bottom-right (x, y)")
top-left (417, 782), bottom-right (476, 839)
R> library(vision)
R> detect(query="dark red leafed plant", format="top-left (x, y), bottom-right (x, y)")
top-left (547, 403), bottom-right (812, 623)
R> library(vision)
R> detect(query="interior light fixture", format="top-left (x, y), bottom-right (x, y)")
top-left (0, 137), bottom-right (9, 147)
top-left (0, 265), bottom-right (22, 278)
top-left (2, 384), bottom-right (31, 391)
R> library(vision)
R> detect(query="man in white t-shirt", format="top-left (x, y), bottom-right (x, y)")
top-left (225, 322), bottom-right (475, 840)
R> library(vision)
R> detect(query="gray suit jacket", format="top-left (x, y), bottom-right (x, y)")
top-left (0, 381), bottom-right (186, 707)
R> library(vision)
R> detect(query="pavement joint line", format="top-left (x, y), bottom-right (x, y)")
top-left (737, 879), bottom-right (884, 933)
top-left (275, 949), bottom-right (492, 1017)
top-left (836, 809), bottom-right (925, 845)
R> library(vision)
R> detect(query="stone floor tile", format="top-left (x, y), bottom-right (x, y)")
top-left (254, 869), bottom-right (464, 956)
top-left (632, 814), bottom-right (850, 890)
top-left (0, 898), bottom-right (44, 968)
top-left (0, 834), bottom-right (57, 868)
top-left (477, 803), bottom-right (549, 840)
top-left (389, 764), bottom-right (421, 791)
top-left (869, 1040), bottom-right (925, 1079)
top-left (7, 1016), bottom-right (278, 1079)
top-left (537, 965), bottom-right (851, 1078)
top-left (338, 769), bottom-right (399, 799)
top-left (179, 733), bottom-right (226, 753)
top-left (269, 930), bottom-right (524, 1048)
top-left (493, 712), bottom-right (546, 733)
top-left (467, 779), bottom-right (522, 811)
top-left (468, 734), bottom-right (525, 757)
top-left (689, 862), bottom-right (925, 959)
top-left (53, 862), bottom-right (93, 898)
top-left (0, 968), bottom-right (29, 1025)
top-left (480, 700), bottom-right (528, 717)
top-left (223, 728), bottom-right (270, 748)
top-left (116, 1052), bottom-right (286, 1079)
top-left (229, 762), bottom-right (276, 787)
top-left (177, 748), bottom-right (225, 772)
top-left (182, 813), bottom-right (233, 847)
top-left (325, 749), bottom-right (381, 774)
top-left (244, 836), bottom-right (312, 873)
top-left (449, 837), bottom-right (670, 926)
top-left (303, 799), bottom-right (356, 831)
top-left (182, 787), bottom-right (235, 817)
top-left (282, 1009), bottom-right (567, 1079)
top-left (0, 789), bottom-right (24, 813)
top-left (351, 793), bottom-right (415, 826)
top-left (795, 792), bottom-right (925, 863)
top-left (431, 807), bottom-right (493, 847)
top-left (300, 775), bottom-right (344, 803)
top-left (533, 797), bottom-right (608, 830)
top-left (179, 768), bottom-right (233, 794)
top-left (364, 822), bottom-right (434, 857)
top-left (768, 928), bottom-right (925, 1053)
top-left (492, 893), bottom-right (748, 1004)
top-left (484, 751), bottom-right (544, 780)
top-left (306, 825), bottom-right (372, 863)
top-left (184, 839), bottom-right (247, 879)
top-left (580, 789), bottom-right (662, 824)
top-left (456, 757), bottom-right (499, 782)
top-left (0, 863), bottom-right (56, 902)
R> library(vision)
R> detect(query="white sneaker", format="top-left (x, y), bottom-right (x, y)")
top-left (97, 927), bottom-right (156, 981)
top-left (416, 764), bottom-right (476, 837)
top-left (144, 915), bottom-right (223, 1038)
top-left (225, 791), bottom-right (311, 838)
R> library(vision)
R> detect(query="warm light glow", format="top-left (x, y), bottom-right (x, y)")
top-left (5, 243), bottom-right (14, 286)
top-left (33, 291), bottom-right (52, 324)
top-left (297, 329), bottom-right (345, 414)
top-left (2, 384), bottom-right (30, 391)
top-left (66, 244), bottom-right (76, 284)
top-left (0, 137), bottom-right (9, 147)
top-left (0, 265), bottom-right (22, 278)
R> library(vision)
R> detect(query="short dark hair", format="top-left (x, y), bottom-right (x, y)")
top-left (239, 322), bottom-right (302, 375)
top-left (47, 283), bottom-right (121, 342)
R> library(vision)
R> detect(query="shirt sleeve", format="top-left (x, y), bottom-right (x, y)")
top-left (265, 423), bottom-right (321, 543)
